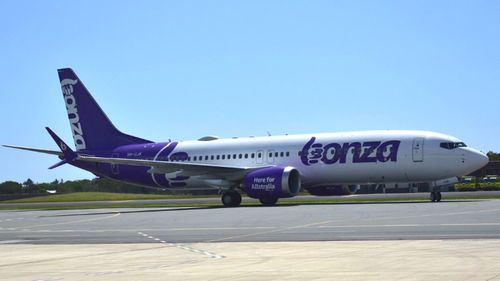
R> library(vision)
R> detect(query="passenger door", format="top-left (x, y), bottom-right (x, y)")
top-left (412, 138), bottom-right (424, 162)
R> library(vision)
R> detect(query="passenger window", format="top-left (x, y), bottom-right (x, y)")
top-left (269, 152), bottom-right (273, 157)
top-left (216, 155), bottom-right (220, 160)
top-left (275, 152), bottom-right (279, 157)
top-left (286, 152), bottom-right (290, 157)
top-left (205, 156), bottom-right (209, 160)
top-left (233, 154), bottom-right (237, 159)
top-left (222, 155), bottom-right (225, 160)
top-left (258, 153), bottom-right (262, 158)
top-left (239, 154), bottom-right (243, 159)
top-left (194, 156), bottom-right (197, 161)
top-left (227, 154), bottom-right (231, 159)
top-left (245, 153), bottom-right (248, 159)
top-left (251, 153), bottom-right (255, 158)
top-left (280, 152), bottom-right (284, 157)
top-left (211, 155), bottom-right (214, 160)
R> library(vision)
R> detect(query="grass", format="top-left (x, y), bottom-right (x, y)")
top-left (0, 192), bottom-right (218, 203)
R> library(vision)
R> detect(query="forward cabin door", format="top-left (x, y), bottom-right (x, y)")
top-left (412, 138), bottom-right (424, 162)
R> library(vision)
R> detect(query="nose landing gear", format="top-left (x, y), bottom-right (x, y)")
top-left (430, 191), bottom-right (442, 202)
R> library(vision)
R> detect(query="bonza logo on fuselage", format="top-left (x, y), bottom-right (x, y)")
top-left (61, 79), bottom-right (86, 150)
top-left (301, 137), bottom-right (401, 166)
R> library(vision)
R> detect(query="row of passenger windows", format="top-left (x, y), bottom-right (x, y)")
top-left (296, 147), bottom-right (395, 156)
top-left (169, 151), bottom-right (291, 162)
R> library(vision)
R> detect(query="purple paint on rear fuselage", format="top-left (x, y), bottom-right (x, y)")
top-left (70, 141), bottom-right (192, 189)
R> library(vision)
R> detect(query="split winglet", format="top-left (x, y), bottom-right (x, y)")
top-left (45, 127), bottom-right (78, 169)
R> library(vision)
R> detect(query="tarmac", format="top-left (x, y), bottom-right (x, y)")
top-left (1, 199), bottom-right (500, 280)
top-left (2, 190), bottom-right (499, 208)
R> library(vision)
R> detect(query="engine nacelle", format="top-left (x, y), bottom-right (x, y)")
top-left (305, 184), bottom-right (359, 196)
top-left (243, 166), bottom-right (301, 199)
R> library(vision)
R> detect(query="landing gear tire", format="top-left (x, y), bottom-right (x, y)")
top-left (430, 191), bottom-right (442, 202)
top-left (221, 191), bottom-right (242, 207)
top-left (259, 197), bottom-right (278, 206)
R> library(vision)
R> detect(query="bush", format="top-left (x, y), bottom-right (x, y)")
top-left (455, 183), bottom-right (477, 191)
top-left (479, 182), bottom-right (500, 191)
top-left (455, 182), bottom-right (500, 191)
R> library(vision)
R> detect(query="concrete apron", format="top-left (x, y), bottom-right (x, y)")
top-left (1, 240), bottom-right (500, 281)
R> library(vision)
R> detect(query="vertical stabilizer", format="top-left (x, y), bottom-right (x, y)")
top-left (58, 68), bottom-right (152, 151)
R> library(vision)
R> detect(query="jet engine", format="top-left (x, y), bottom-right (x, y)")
top-left (243, 166), bottom-right (301, 199)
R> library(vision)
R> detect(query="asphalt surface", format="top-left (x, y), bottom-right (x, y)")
top-left (1, 199), bottom-right (500, 244)
top-left (2, 191), bottom-right (500, 208)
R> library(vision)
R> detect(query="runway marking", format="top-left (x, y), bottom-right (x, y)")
top-left (204, 208), bottom-right (500, 242)
top-left (318, 222), bottom-right (500, 229)
top-left (366, 207), bottom-right (500, 222)
top-left (137, 232), bottom-right (224, 259)
top-left (0, 217), bottom-right (25, 224)
top-left (19, 212), bottom-right (121, 229)
top-left (206, 220), bottom-right (334, 242)
top-left (333, 233), bottom-right (500, 239)
top-left (0, 240), bottom-right (28, 244)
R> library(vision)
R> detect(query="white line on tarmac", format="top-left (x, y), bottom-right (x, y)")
top-left (318, 222), bottom-right (500, 228)
top-left (137, 231), bottom-right (224, 259)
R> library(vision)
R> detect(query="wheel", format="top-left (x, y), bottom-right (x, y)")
top-left (436, 192), bottom-right (442, 202)
top-left (430, 192), bottom-right (436, 202)
top-left (221, 191), bottom-right (241, 207)
top-left (259, 197), bottom-right (278, 206)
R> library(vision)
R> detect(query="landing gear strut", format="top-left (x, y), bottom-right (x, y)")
top-left (221, 190), bottom-right (242, 207)
top-left (259, 197), bottom-right (278, 206)
top-left (430, 191), bottom-right (442, 202)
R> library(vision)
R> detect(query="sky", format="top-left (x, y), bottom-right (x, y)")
top-left (0, 1), bottom-right (499, 183)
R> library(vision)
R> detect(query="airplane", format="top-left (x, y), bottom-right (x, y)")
top-left (4, 68), bottom-right (489, 207)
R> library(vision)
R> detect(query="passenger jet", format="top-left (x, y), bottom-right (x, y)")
top-left (4, 69), bottom-right (489, 206)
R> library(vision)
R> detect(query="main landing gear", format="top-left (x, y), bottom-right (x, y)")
top-left (220, 191), bottom-right (280, 207)
top-left (221, 190), bottom-right (242, 207)
top-left (259, 197), bottom-right (278, 206)
top-left (430, 191), bottom-right (442, 202)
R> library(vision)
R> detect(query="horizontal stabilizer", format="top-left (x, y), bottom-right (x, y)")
top-left (49, 160), bottom-right (67, 170)
top-left (2, 145), bottom-right (62, 156)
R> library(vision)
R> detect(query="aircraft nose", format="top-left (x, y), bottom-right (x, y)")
top-left (468, 150), bottom-right (489, 170)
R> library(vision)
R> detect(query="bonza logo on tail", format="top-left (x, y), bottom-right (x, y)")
top-left (61, 79), bottom-right (86, 150)
top-left (301, 137), bottom-right (401, 166)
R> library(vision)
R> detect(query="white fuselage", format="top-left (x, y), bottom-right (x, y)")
top-left (160, 130), bottom-right (487, 190)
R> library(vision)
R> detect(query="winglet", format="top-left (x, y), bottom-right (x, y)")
top-left (45, 127), bottom-right (78, 165)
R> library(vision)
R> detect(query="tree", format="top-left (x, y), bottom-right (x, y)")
top-left (22, 178), bottom-right (35, 193)
top-left (487, 151), bottom-right (500, 161)
top-left (0, 181), bottom-right (23, 194)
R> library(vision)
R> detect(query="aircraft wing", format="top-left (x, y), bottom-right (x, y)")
top-left (77, 155), bottom-right (270, 179)
top-left (4, 141), bottom-right (272, 180)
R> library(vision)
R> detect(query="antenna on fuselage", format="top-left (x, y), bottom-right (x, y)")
top-left (267, 131), bottom-right (272, 136)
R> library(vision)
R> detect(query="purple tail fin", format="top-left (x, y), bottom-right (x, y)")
top-left (58, 68), bottom-right (152, 152)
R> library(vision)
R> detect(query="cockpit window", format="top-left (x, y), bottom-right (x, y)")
top-left (440, 142), bottom-right (467, 150)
